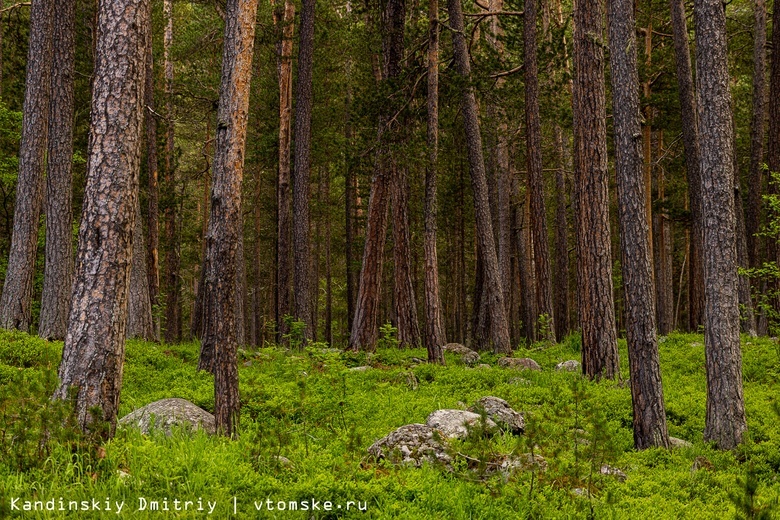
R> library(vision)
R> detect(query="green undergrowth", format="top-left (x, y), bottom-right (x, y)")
top-left (0, 329), bottom-right (779, 518)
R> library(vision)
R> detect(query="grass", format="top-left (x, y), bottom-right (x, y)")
top-left (0, 329), bottom-right (778, 518)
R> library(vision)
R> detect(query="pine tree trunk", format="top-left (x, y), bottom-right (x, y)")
top-left (572, 0), bottom-right (619, 378)
top-left (746, 0), bottom-right (767, 269)
top-left (554, 127), bottom-right (570, 340)
top-left (127, 197), bottom-right (155, 340)
top-left (0, 0), bottom-right (54, 331)
top-left (669, 0), bottom-right (703, 332)
top-left (54, 0), bottom-right (148, 435)
top-left (525, 0), bottom-right (555, 341)
top-left (198, 0), bottom-right (259, 437)
top-left (423, 0), bottom-right (445, 362)
top-left (607, 0), bottom-right (669, 448)
top-left (653, 144), bottom-right (674, 335)
top-left (144, 18), bottom-right (160, 341)
top-left (768, 0), bottom-right (780, 322)
top-left (392, 164), bottom-right (421, 347)
top-left (518, 192), bottom-right (536, 343)
top-left (694, 0), bottom-right (747, 449)
top-left (447, 0), bottom-right (511, 354)
top-left (39, 0), bottom-right (75, 340)
top-left (732, 113), bottom-right (757, 336)
top-left (275, 0), bottom-right (294, 341)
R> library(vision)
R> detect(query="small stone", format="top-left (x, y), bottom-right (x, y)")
top-left (426, 409), bottom-right (497, 439)
top-left (350, 366), bottom-right (370, 372)
top-left (555, 360), bottom-right (580, 372)
top-left (469, 396), bottom-right (524, 434)
top-left (600, 464), bottom-right (627, 482)
top-left (368, 424), bottom-right (452, 467)
top-left (477, 364), bottom-right (491, 369)
top-left (669, 436), bottom-right (693, 449)
top-left (461, 350), bottom-right (481, 365)
top-left (498, 357), bottom-right (542, 371)
top-left (273, 455), bottom-right (293, 467)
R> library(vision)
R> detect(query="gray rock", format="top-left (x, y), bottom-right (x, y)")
top-left (555, 360), bottom-right (580, 372)
top-left (469, 396), bottom-right (524, 434)
top-left (350, 366), bottom-right (370, 372)
top-left (600, 464), bottom-right (627, 482)
top-left (274, 455), bottom-right (293, 467)
top-left (368, 424), bottom-right (452, 467)
top-left (461, 350), bottom-right (481, 365)
top-left (669, 436), bottom-right (693, 449)
top-left (426, 409), bottom-right (497, 439)
top-left (498, 357), bottom-right (542, 371)
top-left (119, 398), bottom-right (215, 435)
top-left (443, 343), bottom-right (472, 355)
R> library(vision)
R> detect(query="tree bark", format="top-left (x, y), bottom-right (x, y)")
top-left (525, 0), bottom-right (555, 341)
top-left (144, 19), bottom-right (160, 340)
top-left (447, 0), bottom-right (511, 354)
top-left (53, 0), bottom-right (148, 435)
top-left (127, 197), bottom-right (155, 340)
top-left (572, 0), bottom-right (619, 378)
top-left (746, 0), bottom-right (767, 269)
top-left (607, 0), bottom-right (669, 448)
top-left (669, 0), bottom-right (703, 332)
top-left (39, 0), bottom-right (75, 340)
top-left (653, 138), bottom-right (674, 335)
top-left (392, 164), bottom-right (421, 347)
top-left (694, 0), bottom-right (747, 449)
top-left (0, 0), bottom-right (54, 331)
top-left (275, 0), bottom-right (294, 341)
top-left (554, 127), bottom-right (570, 340)
top-left (292, 0), bottom-right (315, 339)
top-left (423, 0), bottom-right (445, 362)
top-left (197, 0), bottom-right (259, 437)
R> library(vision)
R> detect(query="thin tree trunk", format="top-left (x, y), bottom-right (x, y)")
top-left (292, 0), bottom-right (315, 338)
top-left (0, 0), bottom-right (54, 331)
top-left (39, 0), bottom-right (75, 340)
top-left (53, 0), bottom-right (148, 435)
top-left (554, 127), bottom-right (570, 340)
top-left (653, 136), bottom-right (674, 335)
top-left (144, 16), bottom-right (160, 340)
top-left (767, 0), bottom-right (780, 324)
top-left (669, 0), bottom-right (703, 332)
top-left (525, 0), bottom-right (555, 341)
top-left (572, 0), bottom-right (619, 378)
top-left (423, 0), bottom-right (445, 362)
top-left (198, 0), bottom-right (259, 437)
top-left (694, 0), bottom-right (747, 449)
top-left (746, 0), bottom-right (767, 269)
top-left (517, 193), bottom-right (536, 344)
top-left (607, 0), bottom-right (669, 448)
top-left (344, 89), bottom-right (356, 334)
top-left (127, 197), bottom-right (155, 340)
top-left (447, 0), bottom-right (511, 354)
top-left (275, 0), bottom-right (294, 341)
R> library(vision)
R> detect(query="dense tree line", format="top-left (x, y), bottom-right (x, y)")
top-left (0, 0), bottom-right (771, 447)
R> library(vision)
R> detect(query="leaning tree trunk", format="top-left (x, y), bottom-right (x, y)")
top-left (572, 0), bottom-right (619, 378)
top-left (607, 0), bottom-right (670, 449)
top-left (39, 0), bottom-right (75, 340)
top-left (127, 198), bottom-right (155, 340)
top-left (292, 0), bottom-right (315, 339)
top-left (694, 0), bottom-right (747, 450)
top-left (53, 0), bottom-right (148, 436)
top-left (525, 0), bottom-right (555, 342)
top-left (197, 0), bottom-right (259, 437)
top-left (669, 0), bottom-right (703, 332)
top-left (423, 0), bottom-right (445, 362)
top-left (746, 0), bottom-right (767, 269)
top-left (447, 0), bottom-right (511, 354)
top-left (0, 0), bottom-right (54, 332)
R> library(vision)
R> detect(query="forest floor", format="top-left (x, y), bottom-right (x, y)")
top-left (0, 329), bottom-right (779, 518)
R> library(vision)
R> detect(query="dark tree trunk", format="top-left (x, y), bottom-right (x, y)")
top-left (423, 0), bottom-right (445, 362)
top-left (144, 17), bottom-right (160, 340)
top-left (53, 0), bottom-right (148, 435)
top-left (732, 115), bottom-right (757, 336)
top-left (197, 0), bottom-right (259, 437)
top-left (607, 0), bottom-right (670, 448)
top-left (392, 165), bottom-right (421, 347)
top-left (572, 0), bottom-right (619, 378)
top-left (554, 127), bottom-right (570, 340)
top-left (39, 0), bottom-right (75, 340)
top-left (694, 0), bottom-right (747, 449)
top-left (235, 226), bottom-right (247, 346)
top-left (127, 197), bottom-right (155, 340)
top-left (447, 0), bottom-right (511, 354)
top-left (525, 0), bottom-right (555, 341)
top-left (768, 0), bottom-right (780, 322)
top-left (252, 170), bottom-right (263, 346)
top-left (345, 91), bottom-right (357, 334)
top-left (669, 0), bottom-right (703, 331)
top-left (275, 0), bottom-right (294, 341)
top-left (0, 0), bottom-right (54, 331)
top-left (746, 0), bottom-right (767, 269)
top-left (517, 194), bottom-right (536, 344)
top-left (292, 0), bottom-right (315, 338)
top-left (653, 144), bottom-right (674, 336)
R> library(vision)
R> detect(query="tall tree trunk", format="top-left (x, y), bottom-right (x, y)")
top-left (525, 0), bottom-right (555, 341)
top-left (53, 0), bottom-right (148, 435)
top-left (127, 197), bottom-right (155, 340)
top-left (607, 0), bottom-right (669, 448)
top-left (423, 0), bottom-right (445, 362)
top-left (392, 165), bottom-right (421, 347)
top-left (235, 227), bottom-right (247, 345)
top-left (0, 0), bottom-right (54, 331)
top-left (447, 0), bottom-right (511, 354)
top-left (252, 169), bottom-right (263, 346)
top-left (746, 0), bottom-right (767, 269)
top-left (144, 17), bottom-right (160, 340)
top-left (572, 0), bottom-right (619, 378)
top-left (292, 0), bottom-right (315, 338)
top-left (348, 0), bottom-right (404, 351)
top-left (554, 127), bottom-right (570, 340)
top-left (767, 0), bottom-right (780, 327)
top-left (669, 0), bottom-right (703, 332)
top-left (344, 89), bottom-right (357, 335)
top-left (39, 0), bottom-right (75, 340)
top-left (517, 193), bottom-right (536, 343)
top-left (694, 0), bottom-right (747, 449)
top-left (162, 0), bottom-right (180, 343)
top-left (198, 0), bottom-right (259, 437)
top-left (653, 138), bottom-right (674, 335)
top-left (275, 0), bottom-right (294, 341)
